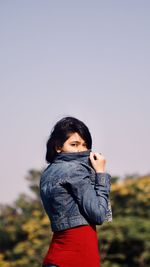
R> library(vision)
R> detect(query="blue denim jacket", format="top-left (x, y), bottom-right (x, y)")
top-left (40, 150), bottom-right (112, 232)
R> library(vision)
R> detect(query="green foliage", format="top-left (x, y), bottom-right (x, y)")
top-left (98, 175), bottom-right (150, 267)
top-left (111, 175), bottom-right (150, 218)
top-left (98, 217), bottom-right (150, 267)
top-left (0, 169), bottom-right (50, 267)
top-left (0, 171), bottom-right (150, 266)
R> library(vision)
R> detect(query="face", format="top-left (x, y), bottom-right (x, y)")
top-left (57, 132), bottom-right (88, 153)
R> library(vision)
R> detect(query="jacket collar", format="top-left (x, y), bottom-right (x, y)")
top-left (54, 150), bottom-right (91, 163)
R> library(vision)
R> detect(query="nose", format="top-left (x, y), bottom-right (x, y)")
top-left (77, 145), bottom-right (86, 152)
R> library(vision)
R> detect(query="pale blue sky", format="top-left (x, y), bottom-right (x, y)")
top-left (0, 0), bottom-right (150, 203)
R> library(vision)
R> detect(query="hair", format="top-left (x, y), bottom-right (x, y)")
top-left (46, 116), bottom-right (92, 163)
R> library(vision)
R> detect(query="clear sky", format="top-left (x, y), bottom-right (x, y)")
top-left (0, 0), bottom-right (150, 204)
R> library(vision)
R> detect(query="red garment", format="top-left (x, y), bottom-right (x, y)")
top-left (43, 225), bottom-right (100, 267)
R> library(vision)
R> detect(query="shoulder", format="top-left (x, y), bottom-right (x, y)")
top-left (55, 160), bottom-right (82, 174)
top-left (56, 160), bottom-right (90, 180)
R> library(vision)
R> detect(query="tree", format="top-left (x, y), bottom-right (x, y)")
top-left (0, 169), bottom-right (50, 267)
top-left (98, 175), bottom-right (150, 267)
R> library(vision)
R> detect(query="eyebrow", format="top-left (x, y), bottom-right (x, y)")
top-left (70, 140), bottom-right (86, 144)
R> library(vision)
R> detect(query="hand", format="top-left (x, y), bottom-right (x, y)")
top-left (89, 152), bottom-right (106, 173)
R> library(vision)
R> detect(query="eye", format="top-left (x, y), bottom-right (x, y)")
top-left (71, 143), bottom-right (77, 146)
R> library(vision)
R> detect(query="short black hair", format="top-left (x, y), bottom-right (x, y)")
top-left (46, 116), bottom-right (92, 163)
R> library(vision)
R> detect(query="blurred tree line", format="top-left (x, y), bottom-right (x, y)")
top-left (0, 170), bottom-right (150, 267)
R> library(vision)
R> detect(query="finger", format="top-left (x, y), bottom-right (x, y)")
top-left (93, 152), bottom-right (102, 160)
top-left (89, 152), bottom-right (95, 163)
top-left (90, 152), bottom-right (94, 159)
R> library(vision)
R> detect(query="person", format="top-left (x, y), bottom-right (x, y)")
top-left (40, 116), bottom-right (112, 267)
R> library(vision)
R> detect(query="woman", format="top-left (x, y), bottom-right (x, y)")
top-left (40, 116), bottom-right (112, 267)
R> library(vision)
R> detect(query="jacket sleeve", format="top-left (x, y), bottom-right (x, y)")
top-left (61, 165), bottom-right (111, 225)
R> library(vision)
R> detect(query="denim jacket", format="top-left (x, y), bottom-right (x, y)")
top-left (40, 150), bottom-right (112, 232)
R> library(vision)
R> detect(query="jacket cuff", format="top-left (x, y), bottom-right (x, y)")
top-left (95, 173), bottom-right (111, 186)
